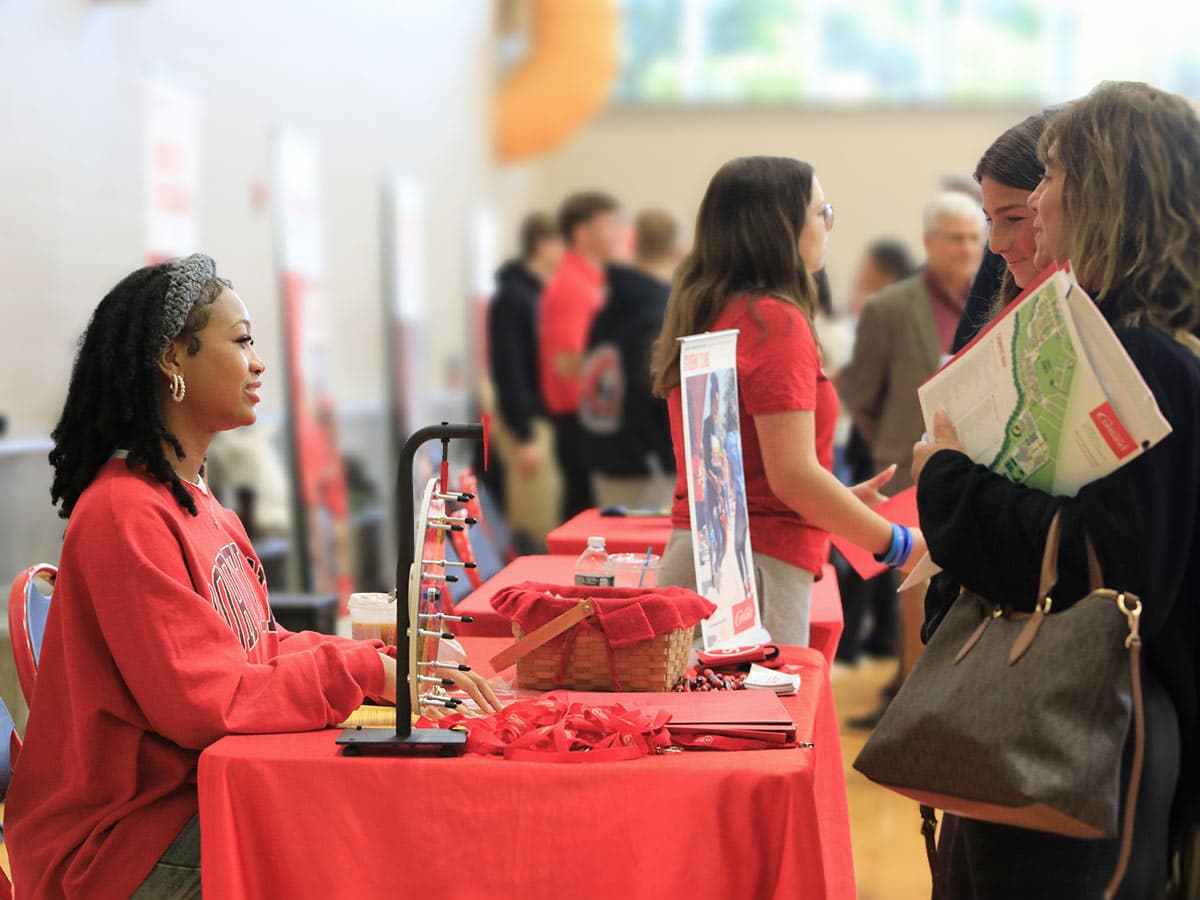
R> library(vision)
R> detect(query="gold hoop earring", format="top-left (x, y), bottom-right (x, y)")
top-left (170, 373), bottom-right (187, 403)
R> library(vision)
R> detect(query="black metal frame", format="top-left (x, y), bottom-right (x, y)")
top-left (337, 422), bottom-right (483, 756)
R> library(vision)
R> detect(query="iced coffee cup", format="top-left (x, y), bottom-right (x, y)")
top-left (348, 592), bottom-right (397, 647)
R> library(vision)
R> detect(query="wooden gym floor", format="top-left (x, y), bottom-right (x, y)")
top-left (834, 656), bottom-right (931, 899)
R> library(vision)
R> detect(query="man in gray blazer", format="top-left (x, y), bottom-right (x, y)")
top-left (839, 192), bottom-right (985, 495)
top-left (838, 192), bottom-right (985, 709)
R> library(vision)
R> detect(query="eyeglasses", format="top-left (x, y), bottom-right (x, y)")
top-left (933, 230), bottom-right (982, 245)
top-left (819, 202), bottom-right (834, 231)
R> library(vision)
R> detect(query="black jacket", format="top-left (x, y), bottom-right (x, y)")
top-left (578, 264), bottom-right (674, 477)
top-left (487, 261), bottom-right (543, 442)
top-left (919, 301), bottom-right (1200, 822)
top-left (953, 248), bottom-right (1007, 353)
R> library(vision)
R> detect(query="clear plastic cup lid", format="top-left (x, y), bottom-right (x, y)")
top-left (348, 592), bottom-right (392, 610)
top-left (608, 553), bottom-right (663, 567)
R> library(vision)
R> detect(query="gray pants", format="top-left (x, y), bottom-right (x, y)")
top-left (590, 472), bottom-right (674, 514)
top-left (659, 529), bottom-right (815, 646)
top-left (132, 813), bottom-right (201, 899)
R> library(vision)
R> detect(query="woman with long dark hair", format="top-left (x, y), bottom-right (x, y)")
top-left (923, 108), bottom-right (1061, 640)
top-left (5, 256), bottom-right (500, 898)
top-left (653, 156), bottom-right (923, 645)
top-left (915, 82), bottom-right (1200, 898)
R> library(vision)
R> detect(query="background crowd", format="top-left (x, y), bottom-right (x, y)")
top-left (4, 4), bottom-right (1200, 898)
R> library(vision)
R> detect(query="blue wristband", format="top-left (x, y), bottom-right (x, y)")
top-left (874, 523), bottom-right (903, 566)
top-left (873, 524), bottom-right (914, 568)
top-left (894, 524), bottom-right (913, 568)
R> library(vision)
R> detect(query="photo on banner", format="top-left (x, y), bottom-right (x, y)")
top-left (678, 330), bottom-right (766, 649)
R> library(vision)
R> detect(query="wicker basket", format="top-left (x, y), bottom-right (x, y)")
top-left (513, 620), bottom-right (694, 692)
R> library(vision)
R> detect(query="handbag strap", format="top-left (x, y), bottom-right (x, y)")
top-left (920, 805), bottom-right (944, 899)
top-left (489, 598), bottom-right (595, 672)
top-left (1106, 607), bottom-right (1146, 899)
top-left (1038, 508), bottom-right (1105, 602)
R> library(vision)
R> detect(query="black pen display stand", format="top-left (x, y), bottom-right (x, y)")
top-left (337, 422), bottom-right (483, 757)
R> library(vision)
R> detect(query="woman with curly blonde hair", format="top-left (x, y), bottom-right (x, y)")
top-left (914, 82), bottom-right (1200, 898)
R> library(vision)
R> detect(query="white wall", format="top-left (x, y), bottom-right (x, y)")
top-left (514, 104), bottom-right (1038, 303)
top-left (0, 0), bottom-right (1043, 436)
top-left (0, 0), bottom-right (497, 435)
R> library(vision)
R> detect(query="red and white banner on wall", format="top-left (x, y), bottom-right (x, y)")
top-left (467, 204), bottom-right (500, 392)
top-left (382, 173), bottom-right (428, 446)
top-left (678, 330), bottom-right (766, 650)
top-left (144, 77), bottom-right (198, 263)
top-left (271, 129), bottom-right (353, 608)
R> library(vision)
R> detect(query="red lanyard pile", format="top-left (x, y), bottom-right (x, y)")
top-left (429, 692), bottom-right (673, 762)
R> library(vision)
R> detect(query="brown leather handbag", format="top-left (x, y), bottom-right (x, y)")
top-left (853, 510), bottom-right (1146, 899)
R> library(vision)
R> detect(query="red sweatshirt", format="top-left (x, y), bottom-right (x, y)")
top-left (6, 459), bottom-right (386, 899)
top-left (538, 249), bottom-right (606, 415)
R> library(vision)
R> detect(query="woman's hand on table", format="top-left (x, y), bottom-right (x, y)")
top-left (912, 410), bottom-right (966, 485)
top-left (851, 464), bottom-right (896, 508)
top-left (376, 653), bottom-right (502, 717)
top-left (438, 666), bottom-right (503, 715)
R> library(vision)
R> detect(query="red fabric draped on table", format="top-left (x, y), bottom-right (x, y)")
top-left (197, 638), bottom-right (854, 899)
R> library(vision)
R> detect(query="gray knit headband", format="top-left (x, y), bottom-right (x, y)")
top-left (152, 253), bottom-right (217, 363)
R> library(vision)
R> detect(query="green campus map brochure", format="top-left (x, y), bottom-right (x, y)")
top-left (919, 264), bottom-right (1170, 495)
top-left (900, 264), bottom-right (1171, 587)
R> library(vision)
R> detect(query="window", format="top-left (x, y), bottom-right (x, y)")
top-left (614, 0), bottom-right (1200, 105)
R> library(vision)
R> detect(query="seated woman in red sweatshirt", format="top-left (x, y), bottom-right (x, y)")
top-left (5, 255), bottom-right (500, 899)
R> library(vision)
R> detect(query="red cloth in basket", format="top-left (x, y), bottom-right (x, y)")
top-left (490, 582), bottom-right (716, 648)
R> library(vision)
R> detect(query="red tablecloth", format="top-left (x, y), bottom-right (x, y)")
top-left (546, 508), bottom-right (673, 556)
top-left (453, 554), bottom-right (577, 637)
top-left (198, 637), bottom-right (855, 900)
top-left (809, 563), bottom-right (844, 667)
top-left (456, 556), bottom-right (845, 669)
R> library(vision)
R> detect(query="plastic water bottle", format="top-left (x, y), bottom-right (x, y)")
top-left (574, 536), bottom-right (614, 587)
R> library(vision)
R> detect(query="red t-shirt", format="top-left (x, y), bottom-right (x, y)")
top-left (6, 459), bottom-right (386, 899)
top-left (668, 295), bottom-right (839, 576)
top-left (539, 249), bottom-right (606, 415)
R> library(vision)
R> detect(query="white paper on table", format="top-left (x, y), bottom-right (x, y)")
top-left (744, 664), bottom-right (800, 696)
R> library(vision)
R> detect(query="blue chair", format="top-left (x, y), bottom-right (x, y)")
top-left (0, 694), bottom-right (20, 898)
top-left (0, 694), bottom-right (16, 799)
top-left (8, 564), bottom-right (55, 705)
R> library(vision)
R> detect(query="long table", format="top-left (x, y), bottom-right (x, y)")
top-left (545, 508), bottom-right (673, 556)
top-left (456, 555), bottom-right (844, 668)
top-left (198, 637), bottom-right (855, 899)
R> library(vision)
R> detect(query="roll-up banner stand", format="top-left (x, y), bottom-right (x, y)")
top-left (270, 130), bottom-right (353, 611)
top-left (678, 330), bottom-right (767, 649)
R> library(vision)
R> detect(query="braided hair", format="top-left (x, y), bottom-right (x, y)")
top-left (49, 260), bottom-right (232, 518)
